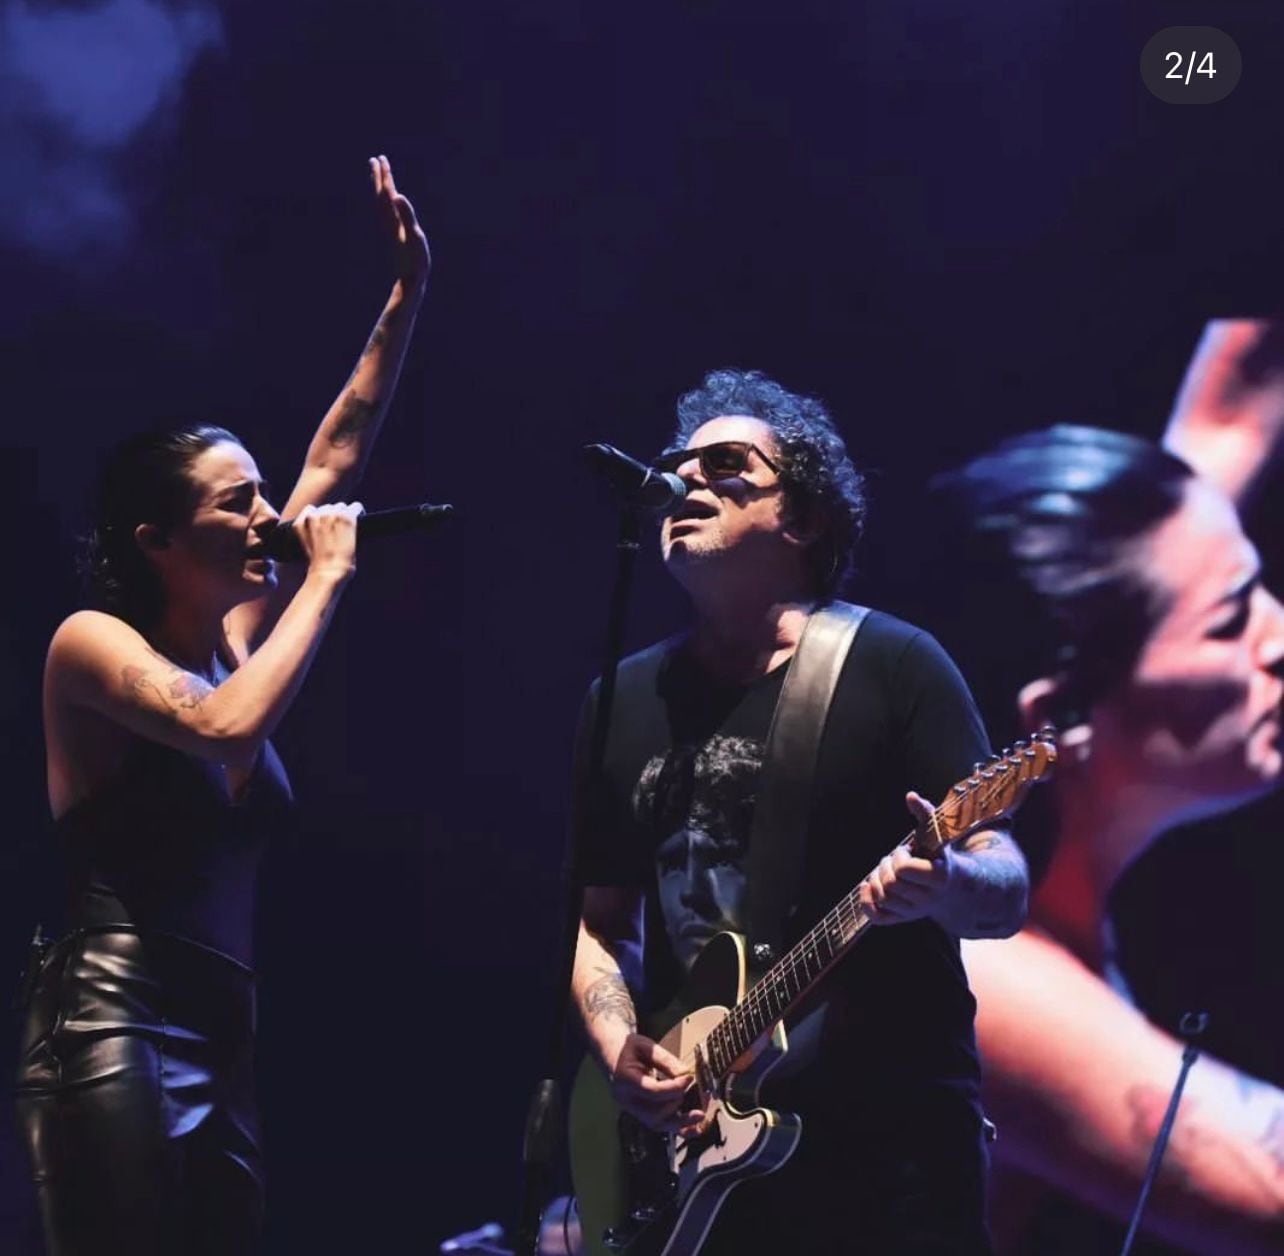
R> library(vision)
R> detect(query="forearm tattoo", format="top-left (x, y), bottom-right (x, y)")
top-left (363, 315), bottom-right (389, 357)
top-left (341, 315), bottom-right (391, 389)
top-left (948, 831), bottom-right (1028, 935)
top-left (1127, 1084), bottom-right (1284, 1200)
top-left (122, 656), bottom-right (213, 721)
top-left (583, 965), bottom-right (638, 1033)
top-left (328, 389), bottom-right (379, 449)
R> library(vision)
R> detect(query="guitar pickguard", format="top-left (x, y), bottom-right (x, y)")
top-left (568, 937), bottom-right (803, 1256)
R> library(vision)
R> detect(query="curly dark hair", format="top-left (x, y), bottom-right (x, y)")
top-left (80, 424), bottom-right (245, 627)
top-left (669, 369), bottom-right (867, 597)
top-left (632, 736), bottom-right (764, 843)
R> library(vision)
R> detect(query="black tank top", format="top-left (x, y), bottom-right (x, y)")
top-left (54, 737), bottom-right (294, 966)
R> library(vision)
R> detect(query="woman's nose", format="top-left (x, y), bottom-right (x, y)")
top-left (1257, 587), bottom-right (1284, 672)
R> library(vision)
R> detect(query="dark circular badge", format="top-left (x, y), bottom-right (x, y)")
top-left (1141, 27), bottom-right (1242, 104)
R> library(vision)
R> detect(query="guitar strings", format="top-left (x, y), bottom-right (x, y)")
top-left (703, 746), bottom-right (1049, 1077)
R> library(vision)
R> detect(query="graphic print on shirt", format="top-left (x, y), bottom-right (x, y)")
top-left (632, 735), bottom-right (764, 971)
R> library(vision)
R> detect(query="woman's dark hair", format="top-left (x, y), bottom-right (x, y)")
top-left (670, 369), bottom-right (867, 597)
top-left (80, 424), bottom-right (244, 627)
top-left (930, 425), bottom-right (1195, 745)
top-left (928, 425), bottom-right (1195, 875)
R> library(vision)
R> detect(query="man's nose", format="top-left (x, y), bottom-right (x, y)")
top-left (677, 455), bottom-right (707, 488)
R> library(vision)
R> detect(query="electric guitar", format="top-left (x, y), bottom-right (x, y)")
top-left (568, 733), bottom-right (1057, 1256)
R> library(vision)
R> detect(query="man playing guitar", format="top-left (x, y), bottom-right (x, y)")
top-left (569, 369), bottom-right (1030, 1254)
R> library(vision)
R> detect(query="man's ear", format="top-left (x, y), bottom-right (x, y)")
top-left (781, 499), bottom-right (825, 548)
top-left (1017, 675), bottom-right (1092, 763)
top-left (134, 522), bottom-right (169, 555)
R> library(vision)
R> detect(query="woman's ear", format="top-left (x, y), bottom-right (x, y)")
top-left (1017, 675), bottom-right (1092, 764)
top-left (134, 522), bottom-right (169, 556)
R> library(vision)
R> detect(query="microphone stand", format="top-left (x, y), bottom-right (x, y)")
top-left (1119, 1012), bottom-right (1209, 1256)
top-left (512, 504), bottom-right (644, 1255)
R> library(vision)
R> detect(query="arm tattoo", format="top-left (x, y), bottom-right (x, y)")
top-left (362, 316), bottom-right (389, 357)
top-left (122, 662), bottom-right (213, 720)
top-left (960, 829), bottom-right (1018, 856)
top-left (1233, 1074), bottom-right (1284, 1175)
top-left (328, 390), bottom-right (379, 449)
top-left (583, 966), bottom-right (638, 1033)
top-left (1128, 1084), bottom-right (1284, 1198)
top-left (341, 316), bottom-right (391, 388)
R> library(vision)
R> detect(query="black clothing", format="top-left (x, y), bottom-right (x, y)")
top-left (16, 929), bottom-right (262, 1256)
top-left (54, 736), bottom-right (292, 966)
top-left (16, 736), bottom-right (291, 1255)
top-left (580, 609), bottom-right (995, 1252)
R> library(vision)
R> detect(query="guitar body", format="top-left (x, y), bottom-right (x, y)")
top-left (569, 932), bottom-right (802, 1256)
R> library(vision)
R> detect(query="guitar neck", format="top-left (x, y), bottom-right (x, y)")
top-left (699, 734), bottom-right (1057, 1084)
top-left (703, 836), bottom-right (906, 1081)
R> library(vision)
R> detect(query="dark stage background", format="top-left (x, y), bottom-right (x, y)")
top-left (3, 1), bottom-right (1284, 1250)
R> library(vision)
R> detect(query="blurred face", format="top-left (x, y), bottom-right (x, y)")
top-left (159, 441), bottom-right (280, 608)
top-left (1094, 479), bottom-right (1284, 813)
top-left (660, 416), bottom-right (792, 586)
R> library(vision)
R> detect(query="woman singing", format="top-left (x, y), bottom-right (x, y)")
top-left (15, 156), bottom-right (430, 1255)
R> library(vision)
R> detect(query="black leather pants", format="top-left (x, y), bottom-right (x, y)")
top-left (15, 928), bottom-right (264, 1256)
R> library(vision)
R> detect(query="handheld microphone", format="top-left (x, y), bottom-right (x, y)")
top-left (259, 502), bottom-right (453, 562)
top-left (584, 444), bottom-right (686, 512)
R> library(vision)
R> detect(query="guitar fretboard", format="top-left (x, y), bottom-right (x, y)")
top-left (698, 738), bottom-right (1054, 1084)
top-left (703, 857), bottom-right (881, 1080)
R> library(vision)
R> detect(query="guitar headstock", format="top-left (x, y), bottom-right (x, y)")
top-left (914, 729), bottom-right (1058, 857)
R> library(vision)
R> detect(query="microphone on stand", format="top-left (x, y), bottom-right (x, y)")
top-left (258, 502), bottom-right (453, 562)
top-left (583, 444), bottom-right (686, 512)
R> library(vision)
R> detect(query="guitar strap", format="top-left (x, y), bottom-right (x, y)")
top-left (743, 600), bottom-right (869, 966)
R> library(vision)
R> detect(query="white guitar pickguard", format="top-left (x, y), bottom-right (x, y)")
top-left (658, 1004), bottom-right (795, 1250)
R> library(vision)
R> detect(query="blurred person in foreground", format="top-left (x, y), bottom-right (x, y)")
top-left (931, 321), bottom-right (1284, 1255)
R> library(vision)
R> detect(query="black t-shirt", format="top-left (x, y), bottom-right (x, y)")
top-left (579, 607), bottom-right (992, 1113)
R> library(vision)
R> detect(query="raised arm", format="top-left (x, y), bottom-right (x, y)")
top-left (225, 155), bottom-right (430, 656)
top-left (1163, 319), bottom-right (1284, 508)
top-left (965, 928), bottom-right (1284, 1254)
top-left (48, 504), bottom-right (361, 779)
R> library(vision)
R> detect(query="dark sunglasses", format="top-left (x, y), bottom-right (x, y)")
top-left (652, 440), bottom-right (781, 481)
